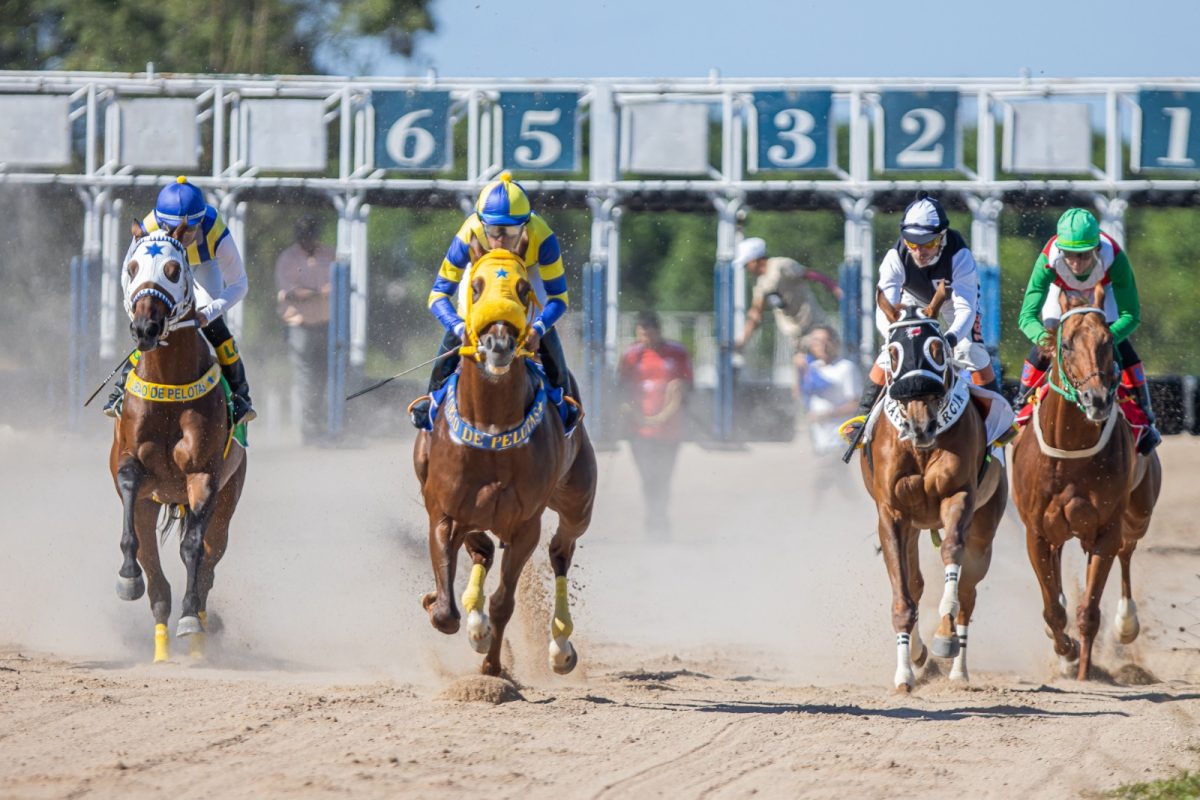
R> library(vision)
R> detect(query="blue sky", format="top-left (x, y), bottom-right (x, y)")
top-left (367, 0), bottom-right (1199, 79)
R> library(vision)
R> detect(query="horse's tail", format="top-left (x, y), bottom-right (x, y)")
top-left (157, 503), bottom-right (189, 545)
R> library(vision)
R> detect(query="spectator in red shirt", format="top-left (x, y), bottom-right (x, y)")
top-left (618, 311), bottom-right (694, 539)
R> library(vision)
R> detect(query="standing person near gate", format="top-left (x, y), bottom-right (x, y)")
top-left (618, 311), bottom-right (694, 539)
top-left (408, 171), bottom-right (580, 435)
top-left (104, 176), bottom-right (257, 424)
top-left (839, 192), bottom-right (1005, 448)
top-left (1011, 207), bottom-right (1161, 454)
top-left (733, 236), bottom-right (841, 398)
top-left (275, 214), bottom-right (334, 445)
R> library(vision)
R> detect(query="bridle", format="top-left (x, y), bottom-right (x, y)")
top-left (124, 235), bottom-right (199, 346)
top-left (1047, 306), bottom-right (1117, 410)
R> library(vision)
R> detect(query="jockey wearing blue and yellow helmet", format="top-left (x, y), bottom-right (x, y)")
top-left (104, 176), bottom-right (257, 424)
top-left (410, 171), bottom-right (580, 435)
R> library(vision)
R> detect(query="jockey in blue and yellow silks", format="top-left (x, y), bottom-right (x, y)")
top-left (104, 176), bottom-right (256, 424)
top-left (410, 171), bottom-right (579, 434)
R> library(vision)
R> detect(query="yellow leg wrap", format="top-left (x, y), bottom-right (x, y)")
top-left (190, 611), bottom-right (207, 659)
top-left (552, 576), bottom-right (573, 640)
top-left (215, 338), bottom-right (240, 366)
top-left (460, 563), bottom-right (487, 614)
top-left (154, 623), bottom-right (169, 663)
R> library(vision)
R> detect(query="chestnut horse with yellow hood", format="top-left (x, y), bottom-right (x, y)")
top-left (413, 250), bottom-right (597, 677)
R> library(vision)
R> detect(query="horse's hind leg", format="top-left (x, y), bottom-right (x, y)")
top-left (178, 473), bottom-right (219, 638)
top-left (462, 532), bottom-right (496, 654)
top-left (932, 491), bottom-right (974, 660)
top-left (1114, 465), bottom-right (1159, 645)
top-left (546, 447), bottom-right (595, 675)
top-left (423, 514), bottom-right (464, 635)
top-left (950, 484), bottom-right (1003, 682)
top-left (482, 517), bottom-right (540, 677)
top-left (189, 465), bottom-right (244, 659)
top-left (902, 534), bottom-right (927, 670)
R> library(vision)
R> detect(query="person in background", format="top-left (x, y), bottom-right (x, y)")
top-left (618, 311), bottom-right (694, 540)
top-left (733, 236), bottom-right (842, 398)
top-left (275, 214), bottom-right (334, 444)
top-left (798, 325), bottom-right (862, 456)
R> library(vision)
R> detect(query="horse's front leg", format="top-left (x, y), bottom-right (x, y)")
top-left (877, 507), bottom-right (918, 692)
top-left (461, 532), bottom-right (496, 654)
top-left (1113, 545), bottom-right (1139, 645)
top-left (1026, 527), bottom-right (1078, 665)
top-left (115, 458), bottom-right (148, 601)
top-left (422, 514), bottom-right (464, 635)
top-left (482, 516), bottom-right (540, 677)
top-left (1077, 529), bottom-right (1120, 681)
top-left (547, 512), bottom-right (588, 675)
top-left (177, 471), bottom-right (218, 637)
top-left (932, 490), bottom-right (972, 659)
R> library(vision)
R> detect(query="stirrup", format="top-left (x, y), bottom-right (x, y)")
top-left (993, 424), bottom-right (1019, 447)
top-left (408, 395), bottom-right (433, 431)
top-left (838, 415), bottom-right (867, 447)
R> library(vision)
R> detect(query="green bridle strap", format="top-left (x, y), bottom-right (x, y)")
top-left (1046, 305), bottom-right (1108, 410)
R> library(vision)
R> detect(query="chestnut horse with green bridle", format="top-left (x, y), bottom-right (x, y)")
top-left (1011, 285), bottom-right (1161, 680)
top-left (413, 250), bottom-right (597, 677)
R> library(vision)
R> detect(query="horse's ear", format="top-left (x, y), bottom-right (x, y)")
top-left (1058, 289), bottom-right (1073, 313)
top-left (515, 278), bottom-right (531, 305)
top-left (1093, 283), bottom-right (1106, 309)
top-left (471, 276), bottom-right (485, 303)
top-left (925, 280), bottom-right (949, 319)
top-left (877, 288), bottom-right (899, 323)
top-left (131, 222), bottom-right (145, 240)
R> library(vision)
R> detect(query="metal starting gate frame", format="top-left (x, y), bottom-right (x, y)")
top-left (5, 71), bottom-right (1200, 438)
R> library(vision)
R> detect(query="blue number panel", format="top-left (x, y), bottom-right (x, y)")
top-left (373, 90), bottom-right (452, 171)
top-left (1137, 90), bottom-right (1200, 171)
top-left (751, 91), bottom-right (833, 171)
top-left (499, 91), bottom-right (579, 173)
top-left (878, 91), bottom-right (958, 172)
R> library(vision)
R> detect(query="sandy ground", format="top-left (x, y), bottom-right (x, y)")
top-left (1, 420), bottom-right (1199, 799)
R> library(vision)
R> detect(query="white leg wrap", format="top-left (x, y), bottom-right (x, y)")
top-left (938, 564), bottom-right (961, 619)
top-left (1114, 597), bottom-right (1140, 643)
top-left (465, 610), bottom-right (493, 654)
top-left (949, 624), bottom-right (969, 682)
top-left (894, 632), bottom-right (915, 688)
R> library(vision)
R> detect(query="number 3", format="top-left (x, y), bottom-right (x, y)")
top-left (767, 109), bottom-right (817, 167)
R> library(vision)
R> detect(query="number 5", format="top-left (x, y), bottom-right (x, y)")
top-left (514, 109), bottom-right (563, 168)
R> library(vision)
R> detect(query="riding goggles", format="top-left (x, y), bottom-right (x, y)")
top-left (484, 223), bottom-right (526, 240)
top-left (903, 233), bottom-right (944, 253)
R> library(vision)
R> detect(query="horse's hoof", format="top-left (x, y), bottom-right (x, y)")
top-left (893, 682), bottom-right (912, 695)
top-left (949, 666), bottom-right (969, 683)
top-left (421, 592), bottom-right (437, 611)
top-left (549, 637), bottom-right (577, 675)
top-left (911, 639), bottom-right (928, 668)
top-left (465, 611), bottom-right (493, 654)
top-left (116, 575), bottom-right (145, 602)
top-left (931, 634), bottom-right (960, 660)
top-left (1114, 599), bottom-right (1140, 645)
top-left (176, 615), bottom-right (203, 637)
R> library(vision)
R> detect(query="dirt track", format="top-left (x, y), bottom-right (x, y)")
top-left (2, 425), bottom-right (1198, 799)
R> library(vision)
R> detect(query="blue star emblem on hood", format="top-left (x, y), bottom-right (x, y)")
top-left (145, 242), bottom-right (165, 257)
top-left (495, 267), bottom-right (509, 278)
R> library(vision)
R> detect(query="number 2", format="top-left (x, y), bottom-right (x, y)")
top-left (896, 108), bottom-right (946, 168)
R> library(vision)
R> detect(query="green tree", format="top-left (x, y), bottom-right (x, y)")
top-left (0, 0), bottom-right (435, 74)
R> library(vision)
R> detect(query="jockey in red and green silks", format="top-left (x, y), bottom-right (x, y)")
top-left (1013, 207), bottom-right (1160, 454)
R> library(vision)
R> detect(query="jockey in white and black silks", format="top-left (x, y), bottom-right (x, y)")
top-left (408, 171), bottom-right (580, 436)
top-left (1012, 207), bottom-right (1160, 454)
top-left (105, 176), bottom-right (256, 424)
top-left (840, 192), bottom-right (1010, 448)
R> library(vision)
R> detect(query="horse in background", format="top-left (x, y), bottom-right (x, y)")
top-left (856, 283), bottom-right (1008, 691)
top-left (413, 250), bottom-right (597, 677)
top-left (110, 228), bottom-right (247, 662)
top-left (1011, 285), bottom-right (1161, 680)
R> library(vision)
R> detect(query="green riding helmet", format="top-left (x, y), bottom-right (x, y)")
top-left (1056, 208), bottom-right (1101, 252)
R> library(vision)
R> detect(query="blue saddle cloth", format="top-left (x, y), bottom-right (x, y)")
top-left (427, 361), bottom-right (571, 447)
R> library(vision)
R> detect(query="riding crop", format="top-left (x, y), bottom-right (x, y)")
top-left (82, 347), bottom-right (139, 407)
top-left (346, 348), bottom-right (461, 402)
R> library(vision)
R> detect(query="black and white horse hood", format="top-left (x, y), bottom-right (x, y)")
top-left (884, 306), bottom-right (951, 402)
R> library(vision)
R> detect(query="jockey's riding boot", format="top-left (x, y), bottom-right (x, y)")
top-left (538, 328), bottom-right (580, 436)
top-left (202, 318), bottom-right (256, 424)
top-left (838, 379), bottom-right (884, 445)
top-left (410, 330), bottom-right (462, 431)
top-left (1133, 381), bottom-right (1162, 455)
top-left (102, 359), bottom-right (135, 418)
top-left (1011, 360), bottom-right (1047, 413)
